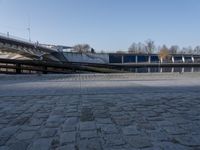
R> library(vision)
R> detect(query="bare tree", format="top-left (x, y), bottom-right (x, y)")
top-left (145, 39), bottom-right (155, 54)
top-left (179, 47), bottom-right (193, 54)
top-left (116, 50), bottom-right (126, 54)
top-left (194, 46), bottom-right (200, 54)
top-left (169, 45), bottom-right (179, 54)
top-left (128, 42), bottom-right (147, 54)
top-left (138, 42), bottom-right (146, 53)
top-left (72, 44), bottom-right (91, 53)
top-left (128, 42), bottom-right (138, 53)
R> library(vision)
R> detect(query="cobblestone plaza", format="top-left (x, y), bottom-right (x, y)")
top-left (0, 73), bottom-right (200, 150)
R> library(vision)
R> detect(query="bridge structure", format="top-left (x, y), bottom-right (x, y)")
top-left (0, 32), bottom-right (67, 62)
top-left (0, 32), bottom-right (200, 74)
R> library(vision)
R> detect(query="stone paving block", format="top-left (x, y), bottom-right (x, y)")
top-left (80, 121), bottom-right (96, 131)
top-left (33, 113), bottom-right (49, 119)
top-left (62, 117), bottom-right (78, 132)
top-left (97, 124), bottom-right (119, 134)
top-left (60, 132), bottom-right (76, 145)
top-left (173, 135), bottom-right (200, 146)
top-left (79, 138), bottom-right (101, 150)
top-left (0, 146), bottom-right (9, 150)
top-left (56, 144), bottom-right (76, 150)
top-left (96, 118), bottom-right (112, 124)
top-left (158, 142), bottom-right (192, 150)
top-left (8, 142), bottom-right (29, 150)
top-left (46, 115), bottom-right (64, 128)
top-left (0, 126), bottom-right (19, 138)
top-left (20, 125), bottom-right (40, 131)
top-left (148, 130), bottom-right (170, 142)
top-left (10, 116), bottom-right (30, 126)
top-left (0, 137), bottom-right (9, 146)
top-left (15, 131), bottom-right (35, 140)
top-left (112, 116), bottom-right (133, 126)
top-left (163, 126), bottom-right (186, 135)
top-left (103, 134), bottom-right (126, 147)
top-left (28, 138), bottom-right (52, 150)
top-left (80, 130), bottom-right (98, 139)
top-left (122, 125), bottom-right (140, 135)
top-left (136, 122), bottom-right (156, 130)
top-left (40, 128), bottom-right (57, 138)
top-left (80, 108), bottom-right (94, 121)
top-left (125, 136), bottom-right (153, 149)
top-left (29, 118), bottom-right (44, 126)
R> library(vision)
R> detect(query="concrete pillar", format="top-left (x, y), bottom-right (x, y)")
top-left (148, 67), bottom-right (150, 73)
top-left (181, 67), bottom-right (184, 73)
top-left (191, 67), bottom-right (194, 72)
top-left (191, 56), bottom-right (194, 63)
top-left (172, 56), bottom-right (175, 63)
top-left (160, 58), bottom-right (163, 64)
top-left (122, 55), bottom-right (124, 64)
top-left (160, 67), bottom-right (163, 73)
top-left (148, 56), bottom-right (151, 64)
top-left (182, 56), bottom-right (185, 63)
top-left (135, 55), bottom-right (138, 63)
top-left (171, 67), bottom-right (174, 73)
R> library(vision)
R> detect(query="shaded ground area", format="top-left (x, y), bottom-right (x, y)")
top-left (0, 73), bottom-right (200, 150)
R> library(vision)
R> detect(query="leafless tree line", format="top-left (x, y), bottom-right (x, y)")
top-left (128, 39), bottom-right (200, 54)
top-left (71, 40), bottom-right (200, 55)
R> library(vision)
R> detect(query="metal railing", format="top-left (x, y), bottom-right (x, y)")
top-left (0, 32), bottom-right (34, 44)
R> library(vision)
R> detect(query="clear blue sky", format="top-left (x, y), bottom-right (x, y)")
top-left (0, 0), bottom-right (200, 52)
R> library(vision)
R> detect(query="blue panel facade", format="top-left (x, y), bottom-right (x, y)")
top-left (151, 56), bottom-right (159, 62)
top-left (138, 55), bottom-right (148, 62)
top-left (109, 55), bottom-right (122, 63)
top-left (124, 55), bottom-right (136, 63)
top-left (174, 56), bottom-right (183, 63)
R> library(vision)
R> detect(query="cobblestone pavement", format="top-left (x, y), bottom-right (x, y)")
top-left (0, 73), bottom-right (200, 150)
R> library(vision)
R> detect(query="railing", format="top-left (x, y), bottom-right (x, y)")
top-left (0, 32), bottom-right (34, 44)
top-left (0, 32), bottom-right (58, 52)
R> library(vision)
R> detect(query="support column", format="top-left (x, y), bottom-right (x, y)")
top-left (148, 56), bottom-right (151, 64)
top-left (160, 67), bottom-right (163, 73)
top-left (135, 55), bottom-right (138, 63)
top-left (181, 67), bottom-right (184, 73)
top-left (172, 56), bottom-right (175, 63)
top-left (191, 56), bottom-right (194, 63)
top-left (182, 56), bottom-right (185, 63)
top-left (122, 55), bottom-right (124, 64)
top-left (191, 67), bottom-right (194, 72)
top-left (160, 58), bottom-right (163, 64)
top-left (148, 67), bottom-right (150, 73)
top-left (171, 67), bottom-right (174, 73)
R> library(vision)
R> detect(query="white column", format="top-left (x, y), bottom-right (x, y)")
top-left (191, 67), bottom-right (194, 72)
top-left (160, 67), bottom-right (163, 73)
top-left (148, 56), bottom-right (151, 64)
top-left (171, 67), bottom-right (174, 73)
top-left (172, 56), bottom-right (175, 63)
top-left (160, 58), bottom-right (163, 64)
top-left (191, 56), bottom-right (194, 63)
top-left (148, 67), bottom-right (150, 73)
top-left (182, 56), bottom-right (185, 63)
top-left (135, 55), bottom-right (138, 63)
top-left (181, 67), bottom-right (184, 73)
